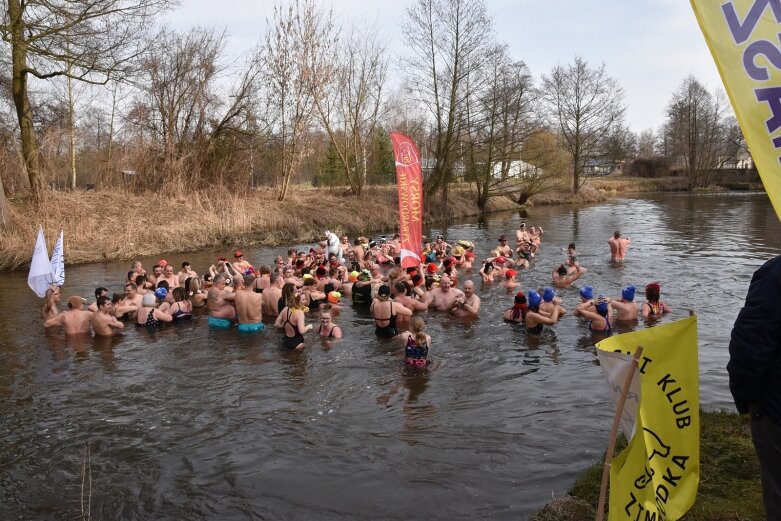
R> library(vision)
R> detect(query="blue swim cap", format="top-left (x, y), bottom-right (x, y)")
top-left (579, 286), bottom-right (593, 300)
top-left (154, 287), bottom-right (168, 300)
top-left (528, 290), bottom-right (542, 308)
top-left (595, 297), bottom-right (609, 315)
top-left (543, 287), bottom-right (555, 302)
top-left (622, 285), bottom-right (636, 301)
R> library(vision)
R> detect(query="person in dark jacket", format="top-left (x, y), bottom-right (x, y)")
top-left (728, 255), bottom-right (781, 520)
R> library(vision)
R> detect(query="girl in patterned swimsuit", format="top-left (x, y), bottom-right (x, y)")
top-left (400, 316), bottom-right (432, 367)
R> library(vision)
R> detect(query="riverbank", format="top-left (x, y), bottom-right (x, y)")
top-left (0, 185), bottom-right (524, 271)
top-left (531, 410), bottom-right (763, 521)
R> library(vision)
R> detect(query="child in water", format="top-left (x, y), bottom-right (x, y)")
top-left (399, 316), bottom-right (432, 367)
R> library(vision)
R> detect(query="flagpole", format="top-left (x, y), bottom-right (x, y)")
top-left (596, 345), bottom-right (644, 521)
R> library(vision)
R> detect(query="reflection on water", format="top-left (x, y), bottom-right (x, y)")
top-left (1, 192), bottom-right (780, 520)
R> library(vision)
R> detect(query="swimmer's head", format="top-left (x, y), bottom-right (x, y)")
top-left (505, 269), bottom-right (517, 279)
top-left (426, 263), bottom-right (438, 274)
top-left (327, 291), bottom-right (342, 304)
top-left (543, 287), bottom-right (555, 302)
top-left (596, 297), bottom-right (609, 316)
top-left (622, 285), bottom-right (636, 302)
top-left (495, 256), bottom-right (506, 264)
top-left (645, 282), bottom-right (661, 301)
top-left (614, 231), bottom-right (621, 239)
top-left (465, 252), bottom-right (475, 260)
top-left (557, 265), bottom-right (567, 276)
top-left (154, 287), bottom-right (168, 300)
top-left (579, 286), bottom-right (594, 300)
top-left (67, 296), bottom-right (84, 309)
top-left (527, 290), bottom-right (542, 308)
top-left (378, 284), bottom-right (391, 298)
top-left (514, 291), bottom-right (526, 306)
top-left (142, 293), bottom-right (157, 307)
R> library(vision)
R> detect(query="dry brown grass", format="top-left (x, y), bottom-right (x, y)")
top-left (0, 185), bottom-right (520, 271)
top-left (528, 184), bottom-right (608, 205)
top-left (589, 176), bottom-right (689, 193)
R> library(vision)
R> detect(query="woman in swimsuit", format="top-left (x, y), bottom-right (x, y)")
top-left (136, 293), bottom-right (173, 327)
top-left (480, 262), bottom-right (495, 284)
top-left (274, 292), bottom-right (312, 350)
top-left (399, 316), bottom-right (432, 367)
top-left (524, 290), bottom-right (561, 334)
top-left (574, 296), bottom-right (612, 333)
top-left (642, 282), bottom-right (672, 319)
top-left (168, 287), bottom-right (193, 320)
top-left (503, 291), bottom-right (528, 323)
top-left (370, 284), bottom-right (412, 338)
top-left (302, 276), bottom-right (327, 311)
top-left (317, 304), bottom-right (342, 339)
top-left (186, 277), bottom-right (208, 308)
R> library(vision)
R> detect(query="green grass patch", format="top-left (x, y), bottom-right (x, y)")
top-left (531, 411), bottom-right (764, 521)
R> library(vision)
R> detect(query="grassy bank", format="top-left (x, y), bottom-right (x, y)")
top-left (0, 185), bottom-right (522, 271)
top-left (531, 411), bottom-right (764, 521)
top-left (588, 176), bottom-right (690, 193)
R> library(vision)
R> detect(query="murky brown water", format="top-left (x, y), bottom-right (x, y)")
top-left (1, 192), bottom-right (779, 520)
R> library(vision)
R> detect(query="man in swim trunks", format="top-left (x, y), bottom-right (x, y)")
top-left (91, 296), bottom-right (126, 336)
top-left (234, 274), bottom-right (264, 332)
top-left (208, 274), bottom-right (237, 321)
top-left (88, 287), bottom-right (109, 311)
top-left (608, 231), bottom-right (631, 262)
top-left (44, 295), bottom-right (93, 334)
top-left (427, 275), bottom-right (465, 312)
top-left (451, 279), bottom-right (480, 318)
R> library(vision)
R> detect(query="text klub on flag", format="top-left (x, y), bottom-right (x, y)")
top-left (597, 316), bottom-right (700, 521)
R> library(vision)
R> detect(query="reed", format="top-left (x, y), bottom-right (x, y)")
top-left (0, 185), bottom-right (521, 271)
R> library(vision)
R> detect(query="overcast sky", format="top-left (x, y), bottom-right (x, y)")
top-left (166, 0), bottom-right (723, 133)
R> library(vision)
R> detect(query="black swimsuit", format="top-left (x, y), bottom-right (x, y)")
top-left (283, 309), bottom-right (305, 349)
top-left (374, 302), bottom-right (398, 338)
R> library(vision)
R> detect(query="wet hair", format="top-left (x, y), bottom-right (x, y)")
top-left (395, 281), bottom-right (410, 296)
top-left (269, 272), bottom-right (281, 285)
top-left (152, 264), bottom-right (161, 271)
top-left (409, 316), bottom-right (427, 347)
top-left (172, 287), bottom-right (185, 302)
top-left (568, 243), bottom-right (576, 250)
top-left (557, 265), bottom-right (568, 276)
top-left (483, 262), bottom-right (494, 274)
top-left (303, 277), bottom-right (316, 287)
top-left (282, 283), bottom-right (297, 309)
top-left (320, 303), bottom-right (333, 314)
top-left (135, 274), bottom-right (146, 287)
top-left (614, 231), bottom-right (621, 239)
top-left (124, 282), bottom-right (137, 291)
top-left (645, 284), bottom-right (660, 303)
top-left (243, 274), bottom-right (256, 287)
top-left (157, 280), bottom-right (170, 290)
top-left (111, 293), bottom-right (123, 304)
top-left (95, 287), bottom-right (108, 298)
top-left (126, 270), bottom-right (135, 282)
top-left (96, 296), bottom-right (111, 309)
top-left (259, 265), bottom-right (271, 275)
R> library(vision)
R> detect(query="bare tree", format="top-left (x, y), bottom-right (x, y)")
top-left (261, 0), bottom-right (337, 201)
top-left (636, 128), bottom-right (656, 159)
top-left (315, 23), bottom-right (388, 195)
top-left (542, 56), bottom-right (626, 192)
top-left (402, 0), bottom-right (493, 206)
top-left (127, 27), bottom-right (261, 189)
top-left (1, 0), bottom-right (174, 199)
top-left (662, 76), bottom-right (728, 190)
top-left (461, 46), bottom-right (537, 209)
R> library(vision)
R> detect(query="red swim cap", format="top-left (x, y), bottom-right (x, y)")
top-left (426, 263), bottom-right (438, 274)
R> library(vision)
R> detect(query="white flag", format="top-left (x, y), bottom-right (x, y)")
top-left (596, 349), bottom-right (641, 439)
top-left (50, 230), bottom-right (65, 286)
top-left (28, 226), bottom-right (53, 298)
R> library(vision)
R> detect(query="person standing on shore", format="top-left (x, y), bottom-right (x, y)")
top-left (608, 231), bottom-right (631, 262)
top-left (728, 255), bottom-right (781, 520)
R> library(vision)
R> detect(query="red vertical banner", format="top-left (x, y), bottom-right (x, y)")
top-left (390, 132), bottom-right (423, 269)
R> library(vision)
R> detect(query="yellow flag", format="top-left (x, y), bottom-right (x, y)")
top-left (597, 316), bottom-right (699, 521)
top-left (691, 0), bottom-right (781, 220)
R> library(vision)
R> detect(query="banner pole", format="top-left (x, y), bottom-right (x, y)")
top-left (596, 345), bottom-right (644, 521)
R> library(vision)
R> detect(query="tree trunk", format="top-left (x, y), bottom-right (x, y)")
top-left (67, 70), bottom-right (77, 190)
top-left (0, 174), bottom-right (12, 229)
top-left (9, 0), bottom-right (44, 199)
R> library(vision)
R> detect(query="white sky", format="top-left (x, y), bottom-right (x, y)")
top-left (166, 0), bottom-right (723, 134)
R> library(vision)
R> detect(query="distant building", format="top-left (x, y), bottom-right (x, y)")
top-left (490, 160), bottom-right (543, 179)
top-left (581, 158), bottom-right (615, 176)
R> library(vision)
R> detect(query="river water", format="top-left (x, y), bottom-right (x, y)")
top-left (1, 192), bottom-right (779, 520)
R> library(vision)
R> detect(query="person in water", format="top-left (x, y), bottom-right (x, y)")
top-left (551, 263), bottom-right (587, 289)
top-left (317, 304), bottom-right (342, 339)
top-left (234, 274), bottom-right (264, 332)
top-left (611, 285), bottom-right (639, 322)
top-left (399, 315), bottom-right (432, 367)
top-left (524, 290), bottom-right (561, 334)
top-left (274, 291), bottom-right (313, 350)
top-left (642, 282), bottom-right (672, 319)
top-left (503, 291), bottom-right (528, 323)
top-left (608, 231), bottom-right (631, 262)
top-left (136, 291), bottom-right (173, 327)
top-left (574, 296), bottom-right (613, 333)
top-left (371, 284), bottom-right (412, 338)
top-left (44, 295), bottom-right (92, 335)
top-left (539, 287), bottom-right (566, 319)
top-left (92, 296), bottom-right (126, 337)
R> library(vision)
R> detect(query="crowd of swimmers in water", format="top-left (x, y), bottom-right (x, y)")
top-left (41, 224), bottom-right (670, 367)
